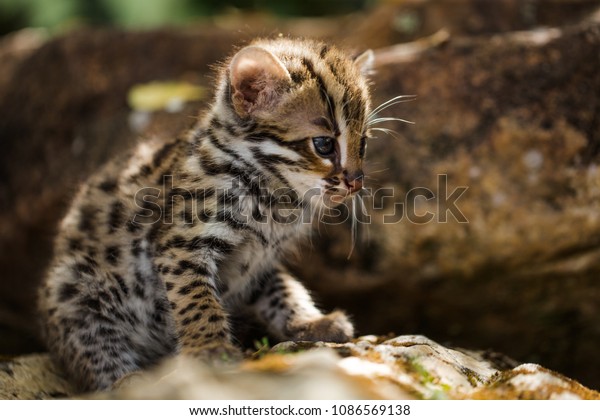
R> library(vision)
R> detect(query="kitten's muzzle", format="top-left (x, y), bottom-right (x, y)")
top-left (343, 169), bottom-right (363, 194)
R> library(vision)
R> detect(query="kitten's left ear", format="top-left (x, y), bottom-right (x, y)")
top-left (354, 49), bottom-right (375, 77)
top-left (229, 46), bottom-right (291, 117)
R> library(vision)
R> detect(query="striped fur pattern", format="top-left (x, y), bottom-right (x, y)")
top-left (39, 38), bottom-right (372, 391)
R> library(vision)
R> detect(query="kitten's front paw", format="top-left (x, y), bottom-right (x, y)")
top-left (290, 311), bottom-right (354, 343)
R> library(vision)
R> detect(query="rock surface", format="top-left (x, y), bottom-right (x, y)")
top-left (0, 336), bottom-right (597, 400)
top-left (1, 0), bottom-right (600, 391)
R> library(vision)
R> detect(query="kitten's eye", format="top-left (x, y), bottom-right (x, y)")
top-left (312, 136), bottom-right (335, 157)
top-left (359, 136), bottom-right (367, 159)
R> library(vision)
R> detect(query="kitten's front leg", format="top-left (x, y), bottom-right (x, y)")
top-left (155, 253), bottom-right (240, 362)
top-left (248, 269), bottom-right (354, 343)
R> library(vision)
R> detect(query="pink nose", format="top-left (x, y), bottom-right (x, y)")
top-left (344, 170), bottom-right (363, 194)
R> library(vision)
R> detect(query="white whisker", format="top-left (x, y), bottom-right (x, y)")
top-left (366, 167), bottom-right (390, 175)
top-left (368, 95), bottom-right (416, 119)
top-left (367, 117), bottom-right (415, 126)
top-left (347, 195), bottom-right (357, 260)
top-left (369, 127), bottom-right (404, 141)
top-left (316, 194), bottom-right (325, 237)
top-left (358, 192), bottom-right (370, 244)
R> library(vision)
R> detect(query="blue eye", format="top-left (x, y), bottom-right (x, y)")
top-left (359, 136), bottom-right (367, 158)
top-left (312, 136), bottom-right (335, 156)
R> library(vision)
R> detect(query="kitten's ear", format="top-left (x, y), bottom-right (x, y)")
top-left (354, 49), bottom-right (375, 77)
top-left (229, 46), bottom-right (291, 117)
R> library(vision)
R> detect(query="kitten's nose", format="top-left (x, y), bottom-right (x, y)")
top-left (343, 169), bottom-right (363, 194)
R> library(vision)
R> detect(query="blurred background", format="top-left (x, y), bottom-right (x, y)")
top-left (0, 0), bottom-right (370, 34)
top-left (1, 0), bottom-right (600, 392)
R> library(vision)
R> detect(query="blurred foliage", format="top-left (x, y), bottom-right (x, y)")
top-left (127, 81), bottom-right (205, 112)
top-left (0, 0), bottom-right (371, 35)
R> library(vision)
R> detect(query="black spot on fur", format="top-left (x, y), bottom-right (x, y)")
top-left (83, 256), bottom-right (98, 267)
top-left (290, 70), bottom-right (306, 84)
top-left (86, 246), bottom-right (98, 258)
top-left (133, 270), bottom-right (147, 298)
top-left (105, 246), bottom-right (120, 266)
top-left (269, 297), bottom-right (281, 308)
top-left (109, 286), bottom-right (123, 304)
top-left (112, 273), bottom-right (129, 295)
top-left (98, 291), bottom-right (112, 303)
top-left (78, 205), bottom-right (97, 234)
top-left (208, 314), bottom-right (223, 323)
top-left (98, 179), bottom-right (118, 193)
top-left (161, 235), bottom-right (187, 250)
top-left (58, 283), bottom-right (78, 302)
top-left (108, 201), bottom-right (125, 233)
top-left (126, 219), bottom-right (142, 233)
top-left (177, 280), bottom-right (207, 296)
top-left (187, 236), bottom-right (234, 255)
top-left (319, 44), bottom-right (329, 58)
top-left (197, 208), bottom-right (213, 223)
top-left (131, 239), bottom-right (142, 256)
top-left (138, 165), bottom-right (152, 177)
top-left (82, 298), bottom-right (101, 312)
top-left (178, 302), bottom-right (197, 316)
top-left (73, 263), bottom-right (95, 276)
top-left (192, 290), bottom-right (211, 300)
top-left (134, 283), bottom-right (145, 298)
top-left (152, 141), bottom-right (177, 167)
top-left (173, 260), bottom-right (209, 277)
top-left (68, 238), bottom-right (83, 251)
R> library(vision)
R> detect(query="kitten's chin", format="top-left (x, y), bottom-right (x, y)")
top-left (329, 193), bottom-right (348, 204)
top-left (322, 190), bottom-right (350, 208)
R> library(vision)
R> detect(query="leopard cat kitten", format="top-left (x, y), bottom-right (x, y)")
top-left (39, 38), bottom-right (374, 391)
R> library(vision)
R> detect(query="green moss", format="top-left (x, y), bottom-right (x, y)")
top-left (404, 357), bottom-right (452, 399)
top-left (409, 359), bottom-right (436, 385)
top-left (251, 337), bottom-right (271, 359)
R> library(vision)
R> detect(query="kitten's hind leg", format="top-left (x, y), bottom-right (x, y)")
top-left (245, 269), bottom-right (354, 343)
top-left (42, 267), bottom-right (177, 391)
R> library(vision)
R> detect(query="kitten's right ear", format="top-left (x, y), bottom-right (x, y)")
top-left (229, 46), bottom-right (291, 117)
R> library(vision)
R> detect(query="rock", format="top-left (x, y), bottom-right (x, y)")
top-left (0, 336), bottom-right (597, 400)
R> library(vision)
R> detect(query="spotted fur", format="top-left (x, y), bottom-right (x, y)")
top-left (39, 38), bottom-right (372, 391)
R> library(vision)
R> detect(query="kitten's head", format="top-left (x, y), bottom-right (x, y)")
top-left (217, 38), bottom-right (373, 207)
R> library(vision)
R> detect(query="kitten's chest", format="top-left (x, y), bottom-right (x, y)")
top-left (218, 231), bottom-right (294, 297)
